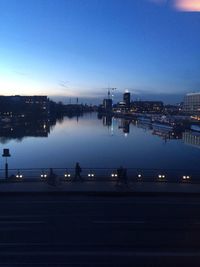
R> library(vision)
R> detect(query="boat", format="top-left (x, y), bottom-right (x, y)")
top-left (152, 122), bottom-right (174, 132)
top-left (190, 124), bottom-right (200, 132)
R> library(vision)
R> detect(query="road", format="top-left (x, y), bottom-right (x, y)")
top-left (0, 194), bottom-right (200, 266)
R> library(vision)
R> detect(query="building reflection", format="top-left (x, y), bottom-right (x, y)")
top-left (0, 119), bottom-right (52, 144)
top-left (118, 119), bottom-right (130, 134)
top-left (103, 115), bottom-right (112, 127)
top-left (151, 124), bottom-right (182, 141)
top-left (100, 115), bottom-right (115, 135)
top-left (135, 120), bottom-right (182, 141)
top-left (151, 130), bottom-right (182, 141)
top-left (100, 116), bottom-right (184, 140)
top-left (182, 131), bottom-right (200, 148)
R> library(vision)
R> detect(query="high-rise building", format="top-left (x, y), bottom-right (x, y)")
top-left (123, 92), bottom-right (131, 109)
top-left (103, 98), bottom-right (112, 112)
top-left (183, 92), bottom-right (200, 114)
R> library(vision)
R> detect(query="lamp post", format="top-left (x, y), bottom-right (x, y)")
top-left (2, 149), bottom-right (11, 179)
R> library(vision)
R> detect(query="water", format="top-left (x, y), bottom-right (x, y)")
top-left (1, 112), bottom-right (200, 171)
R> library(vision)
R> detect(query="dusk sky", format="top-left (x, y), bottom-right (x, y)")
top-left (0, 0), bottom-right (200, 103)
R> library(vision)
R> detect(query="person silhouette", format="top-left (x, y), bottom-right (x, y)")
top-left (74, 162), bottom-right (83, 182)
top-left (117, 166), bottom-right (123, 185)
top-left (116, 166), bottom-right (128, 185)
top-left (48, 168), bottom-right (57, 186)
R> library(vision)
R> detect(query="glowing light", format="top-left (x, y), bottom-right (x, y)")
top-left (41, 173), bottom-right (47, 178)
top-left (158, 174), bottom-right (165, 178)
top-left (16, 173), bottom-right (23, 179)
top-left (88, 173), bottom-right (95, 177)
top-left (182, 175), bottom-right (191, 180)
top-left (174, 0), bottom-right (200, 11)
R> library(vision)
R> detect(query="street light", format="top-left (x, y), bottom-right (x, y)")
top-left (2, 148), bottom-right (11, 179)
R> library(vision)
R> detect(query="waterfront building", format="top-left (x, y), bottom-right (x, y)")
top-left (131, 101), bottom-right (164, 113)
top-left (183, 92), bottom-right (200, 114)
top-left (103, 99), bottom-right (112, 112)
top-left (123, 91), bottom-right (131, 109)
top-left (0, 95), bottom-right (49, 117)
top-left (164, 104), bottom-right (181, 115)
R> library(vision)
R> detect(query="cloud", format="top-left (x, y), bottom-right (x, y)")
top-left (174, 0), bottom-right (200, 12)
top-left (58, 80), bottom-right (69, 88)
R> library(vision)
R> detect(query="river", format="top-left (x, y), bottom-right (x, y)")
top-left (1, 112), bottom-right (200, 171)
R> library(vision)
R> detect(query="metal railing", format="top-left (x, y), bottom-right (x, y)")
top-left (0, 167), bottom-right (199, 184)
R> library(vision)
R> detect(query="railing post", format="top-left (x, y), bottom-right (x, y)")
top-left (5, 162), bottom-right (8, 179)
top-left (2, 149), bottom-right (11, 179)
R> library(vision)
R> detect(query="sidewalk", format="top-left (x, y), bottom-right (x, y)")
top-left (1, 180), bottom-right (200, 195)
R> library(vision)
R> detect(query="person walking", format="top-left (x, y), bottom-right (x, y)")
top-left (74, 162), bottom-right (83, 182)
top-left (117, 166), bottom-right (123, 185)
top-left (48, 168), bottom-right (57, 186)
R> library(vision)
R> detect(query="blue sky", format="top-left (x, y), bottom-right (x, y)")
top-left (0, 0), bottom-right (200, 103)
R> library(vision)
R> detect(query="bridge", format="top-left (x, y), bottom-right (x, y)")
top-left (0, 168), bottom-right (200, 265)
top-left (0, 167), bottom-right (199, 195)
top-left (0, 167), bottom-right (199, 184)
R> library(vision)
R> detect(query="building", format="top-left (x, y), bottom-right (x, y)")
top-left (131, 101), bottom-right (164, 113)
top-left (183, 93), bottom-right (200, 114)
top-left (0, 95), bottom-right (49, 117)
top-left (123, 92), bottom-right (131, 109)
top-left (103, 99), bottom-right (112, 112)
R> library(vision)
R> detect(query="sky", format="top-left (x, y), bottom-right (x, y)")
top-left (0, 0), bottom-right (200, 104)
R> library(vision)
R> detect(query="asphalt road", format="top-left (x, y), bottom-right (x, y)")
top-left (1, 194), bottom-right (200, 266)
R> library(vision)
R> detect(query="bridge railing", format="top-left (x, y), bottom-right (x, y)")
top-left (0, 168), bottom-right (199, 184)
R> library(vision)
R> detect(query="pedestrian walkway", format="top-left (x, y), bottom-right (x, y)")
top-left (1, 180), bottom-right (200, 194)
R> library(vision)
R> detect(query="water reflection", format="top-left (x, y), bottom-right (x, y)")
top-left (0, 114), bottom-right (90, 144)
top-left (0, 114), bottom-right (65, 143)
top-left (0, 114), bottom-right (196, 145)
top-left (100, 115), bottom-right (182, 141)
top-left (0, 120), bottom-right (51, 144)
top-left (182, 131), bottom-right (200, 149)
top-left (103, 115), bottom-right (112, 127)
top-left (1, 112), bottom-right (200, 170)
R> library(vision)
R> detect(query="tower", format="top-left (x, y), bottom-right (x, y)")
top-left (123, 91), bottom-right (131, 109)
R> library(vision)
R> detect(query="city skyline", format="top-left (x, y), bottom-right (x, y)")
top-left (0, 0), bottom-right (200, 103)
